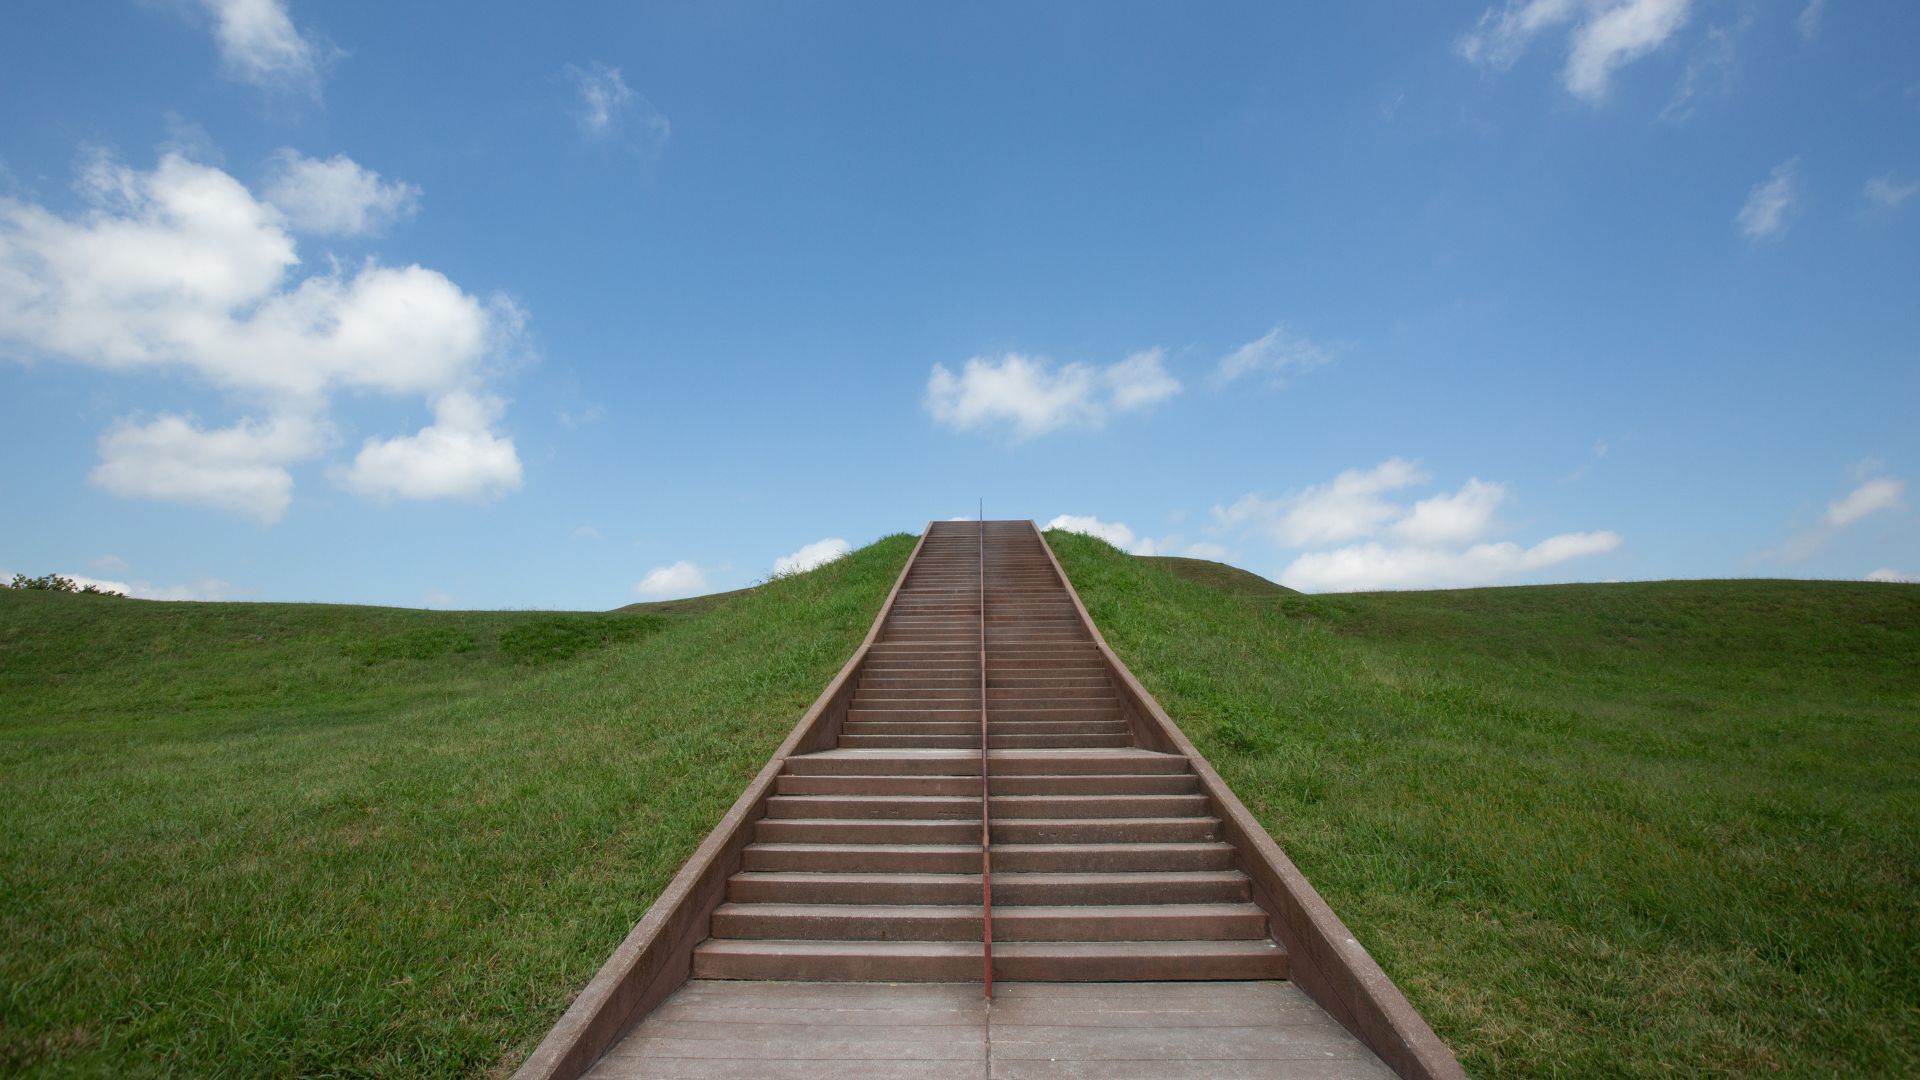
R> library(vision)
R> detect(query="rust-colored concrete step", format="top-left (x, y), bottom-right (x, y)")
top-left (839, 734), bottom-right (982, 749)
top-left (989, 794), bottom-right (1210, 819)
top-left (859, 676), bottom-right (978, 689)
top-left (988, 773), bottom-right (1199, 795)
top-left (754, 818), bottom-right (980, 844)
top-left (727, 871), bottom-right (983, 905)
top-left (784, 750), bottom-right (980, 776)
top-left (992, 939), bottom-right (1288, 981)
top-left (740, 843), bottom-right (981, 874)
top-left (992, 871), bottom-right (1250, 905)
top-left (984, 720), bottom-right (1128, 736)
top-left (993, 841), bottom-right (1237, 872)
top-left (991, 816), bottom-right (1219, 843)
top-left (987, 733), bottom-right (1130, 749)
top-left (983, 705), bottom-right (1123, 722)
top-left (852, 703), bottom-right (983, 718)
top-left (988, 749), bottom-right (1187, 774)
top-left (840, 720), bottom-right (980, 737)
top-left (690, 939), bottom-right (979, 982)
top-left (709, 902), bottom-right (1268, 942)
top-left (763, 794), bottom-right (980, 820)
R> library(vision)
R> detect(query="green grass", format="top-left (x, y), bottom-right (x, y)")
top-left (1045, 532), bottom-right (1920, 1079)
top-left (0, 534), bottom-right (915, 1078)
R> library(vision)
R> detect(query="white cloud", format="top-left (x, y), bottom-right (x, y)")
top-left (1456, 0), bottom-right (1692, 103)
top-left (1659, 21), bottom-right (1738, 124)
top-left (1214, 458), bottom-right (1427, 547)
top-left (89, 412), bottom-right (327, 524)
top-left (1214, 458), bottom-right (1622, 591)
top-left (1768, 471), bottom-right (1907, 563)
top-left (1390, 478), bottom-right (1507, 545)
top-left (565, 62), bottom-right (671, 148)
top-left (1047, 515), bottom-right (1141, 552)
top-left (197, 0), bottom-right (329, 96)
top-left (635, 561), bottom-right (706, 599)
top-left (1827, 476), bottom-right (1904, 528)
top-left (57, 571), bottom-right (234, 601)
top-left (1737, 158), bottom-right (1801, 242)
top-left (925, 349), bottom-right (1180, 440)
top-left (336, 391), bottom-right (523, 503)
top-left (264, 150), bottom-right (419, 236)
top-left (422, 588), bottom-right (455, 608)
top-left (0, 148), bottom-right (525, 521)
top-left (1279, 532), bottom-right (1623, 592)
top-left (92, 554), bottom-right (129, 572)
top-left (1046, 515), bottom-right (1229, 560)
top-left (773, 537), bottom-right (852, 576)
top-left (1213, 325), bottom-right (1333, 388)
top-left (1866, 568), bottom-right (1917, 584)
top-left (1796, 0), bottom-right (1827, 40)
top-left (1863, 175), bottom-right (1920, 210)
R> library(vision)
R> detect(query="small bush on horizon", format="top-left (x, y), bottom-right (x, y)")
top-left (5, 572), bottom-right (123, 597)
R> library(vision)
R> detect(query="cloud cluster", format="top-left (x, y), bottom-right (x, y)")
top-left (925, 350), bottom-right (1179, 440)
top-left (774, 537), bottom-right (852, 576)
top-left (1457, 0), bottom-right (1693, 102)
top-left (1211, 459), bottom-right (1622, 591)
top-left (0, 148), bottom-right (525, 523)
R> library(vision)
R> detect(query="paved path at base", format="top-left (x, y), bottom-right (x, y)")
top-left (584, 980), bottom-right (1395, 1079)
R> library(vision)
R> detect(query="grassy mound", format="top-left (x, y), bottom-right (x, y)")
top-left (1049, 534), bottom-right (1920, 1078)
top-left (0, 535), bottom-right (915, 1078)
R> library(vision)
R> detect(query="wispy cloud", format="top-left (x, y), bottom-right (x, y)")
top-left (1659, 21), bottom-right (1740, 124)
top-left (925, 349), bottom-right (1179, 440)
top-left (1212, 325), bottom-right (1334, 388)
top-left (1863, 175), bottom-right (1920, 211)
top-left (1737, 157), bottom-right (1801, 242)
top-left (1796, 0), bottom-right (1827, 41)
top-left (1866, 568), bottom-right (1917, 584)
top-left (1767, 469), bottom-right (1907, 563)
top-left (1457, 0), bottom-right (1693, 104)
top-left (565, 62), bottom-right (671, 150)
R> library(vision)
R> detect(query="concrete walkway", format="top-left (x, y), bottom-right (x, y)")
top-left (584, 980), bottom-right (1394, 1079)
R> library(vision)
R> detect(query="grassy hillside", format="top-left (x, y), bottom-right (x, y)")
top-left (1050, 534), bottom-right (1920, 1079)
top-left (0, 534), bottom-right (915, 1078)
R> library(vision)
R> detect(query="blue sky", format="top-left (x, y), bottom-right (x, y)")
top-left (1, 1), bottom-right (1915, 607)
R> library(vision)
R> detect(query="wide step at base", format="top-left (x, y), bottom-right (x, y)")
top-left (691, 938), bottom-right (1287, 982)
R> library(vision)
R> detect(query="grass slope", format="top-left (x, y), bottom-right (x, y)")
top-left (0, 534), bottom-right (915, 1078)
top-left (1047, 534), bottom-right (1920, 1079)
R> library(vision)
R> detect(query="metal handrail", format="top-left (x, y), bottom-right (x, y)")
top-left (978, 506), bottom-right (994, 998)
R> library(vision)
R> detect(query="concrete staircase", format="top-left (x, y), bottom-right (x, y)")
top-left (691, 520), bottom-right (1286, 982)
